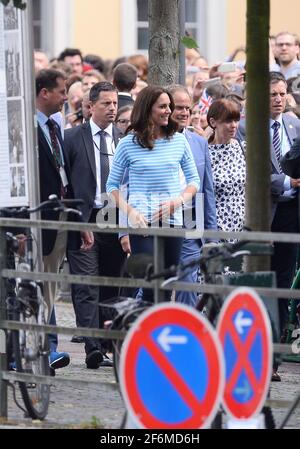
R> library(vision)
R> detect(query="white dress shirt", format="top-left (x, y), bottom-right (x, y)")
top-left (270, 115), bottom-right (296, 198)
top-left (89, 119), bottom-right (115, 208)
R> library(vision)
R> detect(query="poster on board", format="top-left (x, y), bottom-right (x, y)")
top-left (0, 2), bottom-right (28, 207)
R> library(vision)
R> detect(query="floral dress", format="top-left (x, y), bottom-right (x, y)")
top-left (208, 139), bottom-right (246, 241)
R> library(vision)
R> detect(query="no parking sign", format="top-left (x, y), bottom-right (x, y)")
top-left (119, 303), bottom-right (224, 429)
top-left (217, 287), bottom-right (273, 420)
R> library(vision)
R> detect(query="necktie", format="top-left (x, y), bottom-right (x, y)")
top-left (99, 129), bottom-right (110, 192)
top-left (272, 121), bottom-right (282, 173)
top-left (46, 118), bottom-right (66, 198)
top-left (46, 118), bottom-right (62, 170)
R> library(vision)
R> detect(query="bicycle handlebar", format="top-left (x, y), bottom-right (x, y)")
top-left (0, 194), bottom-right (84, 217)
top-left (202, 240), bottom-right (250, 261)
top-left (146, 240), bottom-right (254, 281)
top-left (126, 236), bottom-right (273, 282)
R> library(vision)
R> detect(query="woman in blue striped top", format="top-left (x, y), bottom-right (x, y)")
top-left (106, 85), bottom-right (200, 301)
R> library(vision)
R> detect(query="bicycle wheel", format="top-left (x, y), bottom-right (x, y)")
top-left (112, 338), bottom-right (123, 383)
top-left (197, 293), bottom-right (223, 325)
top-left (111, 302), bottom-right (150, 383)
top-left (11, 288), bottom-right (50, 420)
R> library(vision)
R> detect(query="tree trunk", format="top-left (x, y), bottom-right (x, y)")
top-left (148, 0), bottom-right (180, 86)
top-left (245, 0), bottom-right (270, 271)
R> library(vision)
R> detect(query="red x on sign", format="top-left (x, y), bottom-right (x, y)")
top-left (217, 287), bottom-right (272, 420)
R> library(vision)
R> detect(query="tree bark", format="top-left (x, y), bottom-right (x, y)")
top-left (148, 0), bottom-right (180, 86)
top-left (245, 0), bottom-right (271, 271)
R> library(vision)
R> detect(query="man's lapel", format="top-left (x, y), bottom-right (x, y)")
top-left (82, 122), bottom-right (97, 181)
top-left (38, 124), bottom-right (58, 172)
top-left (271, 114), bottom-right (296, 172)
top-left (282, 114), bottom-right (297, 145)
top-left (112, 125), bottom-right (123, 148)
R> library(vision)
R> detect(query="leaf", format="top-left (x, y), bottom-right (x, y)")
top-left (13, 0), bottom-right (26, 9)
top-left (0, 0), bottom-right (27, 9)
top-left (181, 35), bottom-right (199, 49)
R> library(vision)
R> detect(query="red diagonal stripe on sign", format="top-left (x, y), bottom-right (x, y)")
top-left (226, 319), bottom-right (260, 393)
top-left (142, 334), bottom-right (204, 414)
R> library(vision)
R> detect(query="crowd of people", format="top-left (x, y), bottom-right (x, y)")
top-left (27, 31), bottom-right (300, 378)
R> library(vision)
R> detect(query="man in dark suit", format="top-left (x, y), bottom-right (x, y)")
top-left (237, 71), bottom-right (300, 347)
top-left (112, 63), bottom-right (137, 109)
top-left (169, 85), bottom-right (218, 306)
top-left (280, 136), bottom-right (300, 178)
top-left (64, 82), bottom-right (125, 369)
top-left (36, 69), bottom-right (93, 371)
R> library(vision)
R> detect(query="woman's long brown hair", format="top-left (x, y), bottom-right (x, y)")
top-left (127, 85), bottom-right (178, 149)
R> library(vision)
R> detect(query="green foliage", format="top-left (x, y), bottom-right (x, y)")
top-left (0, 0), bottom-right (27, 10)
top-left (79, 416), bottom-right (103, 429)
top-left (181, 35), bottom-right (199, 49)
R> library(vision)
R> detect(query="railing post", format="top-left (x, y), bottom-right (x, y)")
top-left (153, 235), bottom-right (165, 303)
top-left (0, 226), bottom-right (8, 418)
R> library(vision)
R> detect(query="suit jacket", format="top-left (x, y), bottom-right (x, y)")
top-left (38, 122), bottom-right (73, 256)
top-left (280, 136), bottom-right (300, 178)
top-left (236, 113), bottom-right (300, 221)
top-left (117, 93), bottom-right (134, 110)
top-left (64, 122), bottom-right (123, 223)
top-left (185, 130), bottom-right (217, 239)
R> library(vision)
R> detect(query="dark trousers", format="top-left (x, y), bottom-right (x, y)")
top-left (130, 233), bottom-right (183, 302)
top-left (67, 231), bottom-right (125, 355)
top-left (271, 199), bottom-right (299, 336)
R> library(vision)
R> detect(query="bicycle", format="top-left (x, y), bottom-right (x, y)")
top-left (194, 240), bottom-right (276, 429)
top-left (102, 239), bottom-right (277, 429)
top-left (0, 195), bottom-right (83, 419)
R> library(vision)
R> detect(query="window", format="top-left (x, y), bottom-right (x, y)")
top-left (137, 0), bottom-right (149, 50)
top-left (185, 0), bottom-right (198, 40)
top-left (32, 0), bottom-right (41, 49)
top-left (136, 0), bottom-right (198, 51)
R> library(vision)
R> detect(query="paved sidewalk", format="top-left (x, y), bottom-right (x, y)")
top-left (1, 301), bottom-right (300, 429)
top-left (5, 301), bottom-right (125, 429)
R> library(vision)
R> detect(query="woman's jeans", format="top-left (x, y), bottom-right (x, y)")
top-left (130, 233), bottom-right (183, 302)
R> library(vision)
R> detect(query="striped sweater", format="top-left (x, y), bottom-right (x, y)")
top-left (106, 132), bottom-right (200, 225)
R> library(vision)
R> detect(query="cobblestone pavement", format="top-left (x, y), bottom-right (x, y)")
top-left (2, 301), bottom-right (300, 429)
top-left (4, 300), bottom-right (125, 429)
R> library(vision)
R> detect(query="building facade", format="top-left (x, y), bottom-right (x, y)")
top-left (33, 0), bottom-right (300, 63)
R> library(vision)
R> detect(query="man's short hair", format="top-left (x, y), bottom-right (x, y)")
top-left (35, 68), bottom-right (66, 96)
top-left (168, 84), bottom-right (191, 99)
top-left (275, 31), bottom-right (298, 45)
top-left (269, 71), bottom-right (287, 85)
top-left (113, 63), bottom-right (138, 92)
top-left (83, 54), bottom-right (105, 74)
top-left (89, 81), bottom-right (117, 103)
top-left (83, 69), bottom-right (105, 83)
top-left (58, 47), bottom-right (83, 62)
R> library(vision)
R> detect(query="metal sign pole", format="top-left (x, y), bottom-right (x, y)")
top-left (21, 3), bottom-right (43, 272)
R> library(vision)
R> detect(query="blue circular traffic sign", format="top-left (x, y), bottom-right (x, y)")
top-left (120, 303), bottom-right (224, 429)
top-left (217, 287), bottom-right (272, 420)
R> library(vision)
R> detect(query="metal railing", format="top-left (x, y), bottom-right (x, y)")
top-left (0, 217), bottom-right (299, 427)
